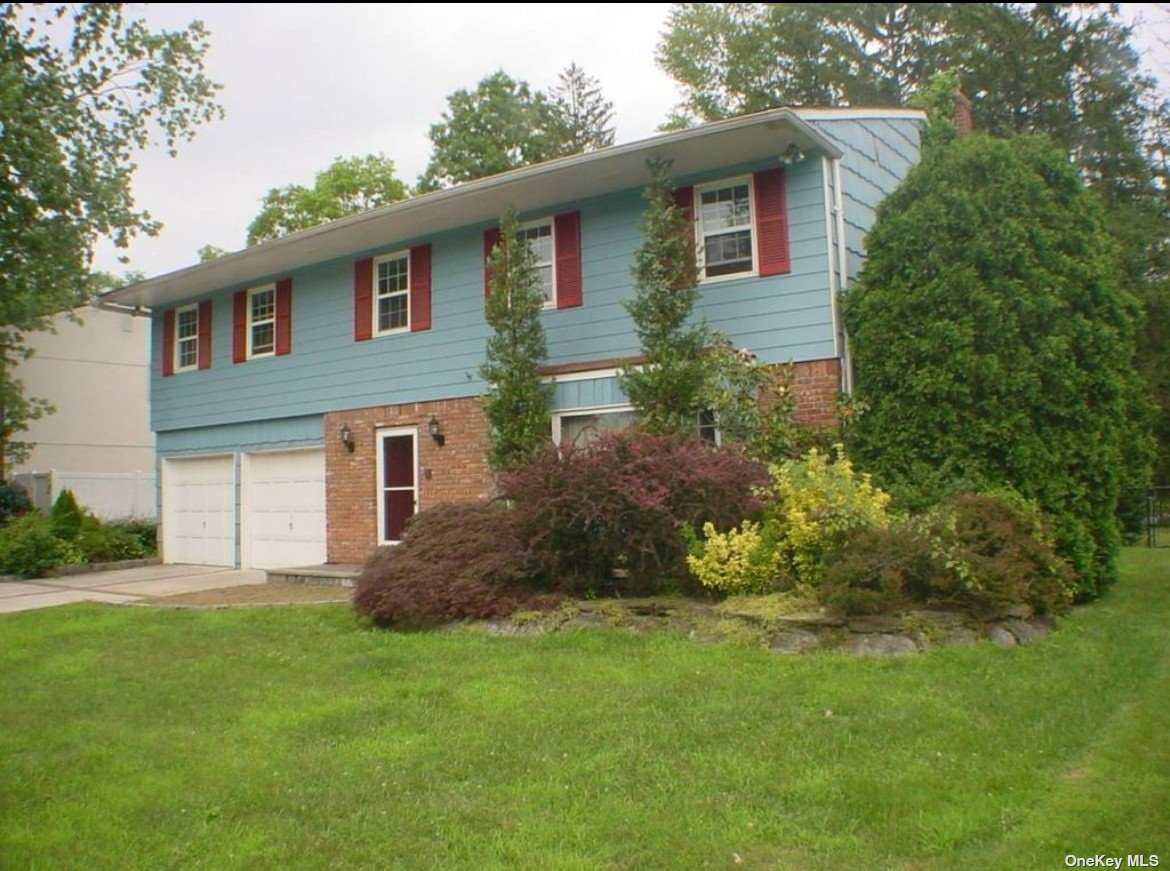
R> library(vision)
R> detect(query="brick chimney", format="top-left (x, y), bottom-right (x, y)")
top-left (954, 88), bottom-right (973, 138)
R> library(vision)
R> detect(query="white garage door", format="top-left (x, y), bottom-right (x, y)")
top-left (162, 455), bottom-right (236, 566)
top-left (244, 449), bottom-right (326, 569)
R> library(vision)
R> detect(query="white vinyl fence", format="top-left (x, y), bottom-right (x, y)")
top-left (12, 470), bottom-right (156, 520)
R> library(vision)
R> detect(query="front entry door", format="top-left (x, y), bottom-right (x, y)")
top-left (378, 430), bottom-right (417, 543)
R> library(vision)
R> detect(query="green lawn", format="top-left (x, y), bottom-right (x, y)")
top-left (2, 551), bottom-right (1168, 870)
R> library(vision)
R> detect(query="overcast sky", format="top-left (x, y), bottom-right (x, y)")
top-left (93, 2), bottom-right (678, 278)
top-left (95, 2), bottom-right (1169, 280)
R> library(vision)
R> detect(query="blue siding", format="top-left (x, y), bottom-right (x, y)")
top-left (152, 155), bottom-right (837, 434)
top-left (804, 116), bottom-right (923, 285)
top-left (552, 376), bottom-right (629, 411)
top-left (157, 414), bottom-right (323, 456)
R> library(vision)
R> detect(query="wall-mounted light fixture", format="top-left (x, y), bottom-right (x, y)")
top-left (780, 142), bottom-right (805, 165)
top-left (427, 416), bottom-right (445, 447)
top-left (339, 423), bottom-right (355, 453)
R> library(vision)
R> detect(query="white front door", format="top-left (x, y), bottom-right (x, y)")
top-left (243, 448), bottom-right (326, 569)
top-left (162, 455), bottom-right (236, 566)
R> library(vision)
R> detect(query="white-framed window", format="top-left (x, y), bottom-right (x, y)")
top-left (374, 251), bottom-right (410, 334)
top-left (175, 304), bottom-right (200, 372)
top-left (518, 218), bottom-right (555, 307)
top-left (552, 405), bottom-right (637, 448)
top-left (695, 177), bottom-right (755, 281)
top-left (247, 284), bottom-right (276, 358)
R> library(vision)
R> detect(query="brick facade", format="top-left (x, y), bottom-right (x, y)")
top-left (791, 357), bottom-right (842, 427)
top-left (324, 395), bottom-right (493, 563)
top-left (324, 357), bottom-right (842, 563)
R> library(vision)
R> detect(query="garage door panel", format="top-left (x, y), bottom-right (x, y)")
top-left (163, 456), bottom-right (235, 567)
top-left (245, 449), bottom-right (326, 569)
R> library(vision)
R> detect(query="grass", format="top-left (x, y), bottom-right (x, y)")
top-left (2, 550), bottom-right (1168, 869)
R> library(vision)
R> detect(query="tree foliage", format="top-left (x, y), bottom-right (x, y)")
top-left (843, 134), bottom-right (1142, 599)
top-left (548, 62), bottom-right (615, 153)
top-left (479, 209), bottom-right (552, 471)
top-left (0, 3), bottom-right (222, 472)
top-left (247, 154), bottom-right (408, 245)
top-left (619, 159), bottom-right (708, 436)
top-left (418, 66), bottom-right (614, 191)
top-left (658, 2), bottom-right (1169, 479)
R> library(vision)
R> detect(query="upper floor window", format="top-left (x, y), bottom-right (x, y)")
top-left (696, 178), bottom-right (754, 280)
top-left (374, 251), bottom-right (410, 334)
top-left (247, 285), bottom-right (276, 357)
top-left (518, 219), bottom-right (555, 307)
top-left (175, 304), bottom-right (200, 371)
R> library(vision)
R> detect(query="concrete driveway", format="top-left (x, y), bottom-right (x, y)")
top-left (0, 564), bottom-right (267, 614)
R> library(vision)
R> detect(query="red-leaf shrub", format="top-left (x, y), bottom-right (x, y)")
top-left (500, 430), bottom-right (768, 594)
top-left (353, 501), bottom-right (555, 628)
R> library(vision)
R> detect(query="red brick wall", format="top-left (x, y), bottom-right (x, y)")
top-left (791, 358), bottom-right (842, 427)
top-left (325, 396), bottom-right (493, 563)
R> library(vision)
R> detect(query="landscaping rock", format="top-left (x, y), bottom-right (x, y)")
top-left (844, 633), bottom-right (918, 656)
top-left (939, 627), bottom-right (981, 646)
top-left (1001, 603), bottom-right (1035, 620)
top-left (563, 612), bottom-right (607, 629)
top-left (846, 614), bottom-right (905, 634)
top-left (774, 609), bottom-right (846, 629)
top-left (987, 625), bottom-right (1018, 647)
top-left (908, 609), bottom-right (969, 629)
top-left (768, 629), bottom-right (819, 655)
top-left (1004, 619), bottom-right (1049, 644)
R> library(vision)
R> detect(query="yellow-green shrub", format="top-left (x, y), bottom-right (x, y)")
top-left (685, 446), bottom-right (893, 593)
top-left (768, 446), bottom-right (892, 586)
top-left (685, 520), bottom-right (779, 594)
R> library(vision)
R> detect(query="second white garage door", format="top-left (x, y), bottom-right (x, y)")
top-left (243, 449), bottom-right (326, 569)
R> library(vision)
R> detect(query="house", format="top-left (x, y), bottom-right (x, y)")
top-left (10, 305), bottom-right (155, 519)
top-left (102, 106), bottom-right (925, 569)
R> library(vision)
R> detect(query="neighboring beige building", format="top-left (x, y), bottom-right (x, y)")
top-left (11, 305), bottom-right (155, 518)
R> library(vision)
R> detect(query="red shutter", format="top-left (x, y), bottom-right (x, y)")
top-left (753, 168), bottom-right (790, 276)
top-left (162, 309), bottom-right (175, 376)
top-left (672, 185), bottom-right (695, 223)
top-left (483, 226), bottom-right (501, 298)
top-left (354, 258), bottom-right (373, 341)
top-left (409, 244), bottom-right (432, 331)
top-left (232, 290), bottom-right (247, 363)
top-left (553, 211), bottom-right (582, 309)
top-left (197, 300), bottom-right (212, 370)
top-left (275, 278), bottom-right (292, 355)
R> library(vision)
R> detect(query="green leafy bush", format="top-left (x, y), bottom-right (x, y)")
top-left (353, 502), bottom-right (554, 628)
top-left (107, 519), bottom-right (158, 556)
top-left (0, 482), bottom-right (32, 526)
top-left (821, 493), bottom-right (1076, 616)
top-left (501, 430), bottom-right (767, 595)
top-left (49, 489), bottom-right (85, 541)
top-left (0, 513), bottom-right (81, 578)
top-left (76, 516), bottom-right (148, 563)
top-left (844, 133), bottom-right (1148, 599)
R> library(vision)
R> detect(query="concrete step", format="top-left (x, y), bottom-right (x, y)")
top-left (265, 564), bottom-right (361, 587)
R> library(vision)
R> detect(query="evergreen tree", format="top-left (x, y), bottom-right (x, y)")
top-left (549, 62), bottom-right (615, 153)
top-left (479, 209), bottom-right (552, 471)
top-left (844, 134), bottom-right (1143, 598)
top-left (619, 159), bottom-right (708, 436)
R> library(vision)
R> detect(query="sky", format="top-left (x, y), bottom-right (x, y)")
top-left (95, 3), bottom-right (1170, 281)
top-left (94, 2), bottom-right (679, 278)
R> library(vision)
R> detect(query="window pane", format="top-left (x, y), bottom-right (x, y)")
top-left (383, 435), bottom-right (414, 487)
top-left (177, 309), bottom-right (198, 339)
top-left (251, 323), bottom-right (274, 355)
top-left (378, 294), bottom-right (408, 331)
top-left (377, 257), bottom-right (408, 294)
top-left (178, 338), bottom-right (198, 368)
top-left (700, 184), bottom-right (750, 231)
top-left (559, 410), bottom-right (637, 447)
top-left (704, 230), bottom-right (753, 277)
top-left (250, 289), bottom-right (275, 322)
top-left (383, 490), bottom-right (414, 541)
top-left (536, 264), bottom-right (553, 302)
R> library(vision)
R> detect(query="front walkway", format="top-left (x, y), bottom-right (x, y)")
top-left (0, 565), bottom-right (267, 614)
